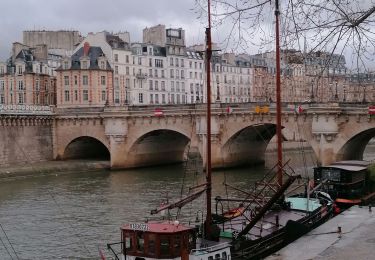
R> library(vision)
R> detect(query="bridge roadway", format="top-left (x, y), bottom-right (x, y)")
top-left (0, 102), bottom-right (374, 168)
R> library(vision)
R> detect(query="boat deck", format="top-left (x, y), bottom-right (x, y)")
top-left (220, 209), bottom-right (308, 240)
top-left (266, 205), bottom-right (375, 259)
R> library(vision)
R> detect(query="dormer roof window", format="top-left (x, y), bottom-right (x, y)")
top-left (17, 65), bottom-right (23, 75)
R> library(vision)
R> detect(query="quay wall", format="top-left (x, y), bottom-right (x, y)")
top-left (0, 122), bottom-right (53, 166)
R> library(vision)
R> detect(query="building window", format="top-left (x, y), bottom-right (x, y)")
top-left (171, 93), bottom-right (175, 103)
top-left (138, 93), bottom-right (143, 103)
top-left (63, 61), bottom-right (69, 69)
top-left (161, 70), bottom-right (165, 78)
top-left (126, 67), bottom-right (129, 75)
top-left (18, 81), bottom-right (24, 91)
top-left (114, 77), bottom-right (119, 89)
top-left (74, 90), bottom-right (78, 101)
top-left (35, 80), bottom-right (40, 91)
top-left (155, 94), bottom-right (159, 104)
top-left (0, 94), bottom-right (4, 104)
top-left (170, 57), bottom-right (173, 66)
top-left (101, 76), bottom-right (106, 85)
top-left (162, 94), bottom-right (165, 104)
top-left (114, 91), bottom-right (119, 104)
top-left (0, 80), bottom-right (4, 91)
top-left (114, 54), bottom-right (118, 62)
top-left (155, 59), bottom-right (163, 68)
top-left (126, 55), bottom-right (129, 63)
top-left (171, 81), bottom-right (175, 92)
top-left (161, 81), bottom-right (165, 91)
top-left (17, 66), bottom-right (23, 75)
top-left (74, 76), bottom-right (78, 85)
top-left (170, 69), bottom-right (174, 78)
top-left (115, 66), bottom-right (119, 74)
top-left (155, 81), bottom-right (159, 90)
top-left (64, 90), bottom-right (70, 102)
top-left (181, 82), bottom-right (185, 92)
top-left (149, 58), bottom-right (152, 67)
top-left (149, 80), bottom-right (153, 90)
top-left (64, 76), bottom-right (69, 86)
top-left (138, 57), bottom-right (142, 65)
top-left (83, 90), bottom-right (89, 101)
top-left (102, 90), bottom-right (106, 102)
top-left (82, 75), bottom-right (88, 85)
top-left (150, 94), bottom-right (154, 104)
top-left (100, 61), bottom-right (106, 70)
top-left (81, 61), bottom-right (88, 69)
top-left (18, 93), bottom-right (25, 104)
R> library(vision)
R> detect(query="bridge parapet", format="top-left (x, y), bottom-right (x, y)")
top-left (0, 104), bottom-right (53, 115)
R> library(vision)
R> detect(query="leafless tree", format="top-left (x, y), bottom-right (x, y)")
top-left (194, 0), bottom-right (375, 72)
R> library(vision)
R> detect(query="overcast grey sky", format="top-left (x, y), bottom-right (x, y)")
top-left (0, 0), bottom-right (210, 60)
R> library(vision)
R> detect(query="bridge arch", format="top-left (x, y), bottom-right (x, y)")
top-left (63, 136), bottom-right (110, 160)
top-left (125, 129), bottom-right (191, 167)
top-left (221, 123), bottom-right (278, 167)
top-left (336, 128), bottom-right (375, 161)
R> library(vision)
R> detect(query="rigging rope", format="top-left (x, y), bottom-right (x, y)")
top-left (0, 232), bottom-right (14, 260)
top-left (0, 223), bottom-right (19, 259)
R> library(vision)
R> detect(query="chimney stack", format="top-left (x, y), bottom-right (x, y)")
top-left (83, 42), bottom-right (90, 56)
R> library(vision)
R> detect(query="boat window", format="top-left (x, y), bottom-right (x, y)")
top-left (160, 236), bottom-right (170, 257)
top-left (208, 256), bottom-right (214, 260)
top-left (322, 169), bottom-right (340, 182)
top-left (215, 253), bottom-right (220, 259)
top-left (188, 233), bottom-right (196, 250)
top-left (222, 252), bottom-right (227, 260)
top-left (136, 232), bottom-right (145, 252)
top-left (147, 233), bottom-right (156, 256)
top-left (124, 232), bottom-right (133, 251)
top-left (173, 235), bottom-right (181, 255)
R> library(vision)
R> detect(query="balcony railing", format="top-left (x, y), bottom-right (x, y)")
top-left (136, 73), bottom-right (147, 80)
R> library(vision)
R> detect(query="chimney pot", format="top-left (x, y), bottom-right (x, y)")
top-left (83, 42), bottom-right (90, 56)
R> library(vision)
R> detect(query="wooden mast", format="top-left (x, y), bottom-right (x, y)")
top-left (275, 0), bottom-right (283, 186)
top-left (205, 0), bottom-right (213, 237)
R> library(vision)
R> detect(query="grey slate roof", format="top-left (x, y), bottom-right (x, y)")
top-left (68, 46), bottom-right (112, 70)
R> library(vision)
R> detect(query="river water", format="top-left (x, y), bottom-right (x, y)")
top-left (1, 146), bottom-right (375, 259)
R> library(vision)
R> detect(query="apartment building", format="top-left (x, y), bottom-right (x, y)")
top-left (0, 43), bottom-right (56, 106)
top-left (56, 42), bottom-right (113, 108)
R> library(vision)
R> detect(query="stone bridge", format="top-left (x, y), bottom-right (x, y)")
top-left (50, 102), bottom-right (375, 169)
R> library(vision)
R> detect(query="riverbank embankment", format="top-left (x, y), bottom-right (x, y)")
top-left (0, 160), bottom-right (110, 179)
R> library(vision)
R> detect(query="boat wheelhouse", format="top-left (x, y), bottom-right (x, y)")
top-left (314, 160), bottom-right (375, 206)
top-left (112, 221), bottom-right (230, 260)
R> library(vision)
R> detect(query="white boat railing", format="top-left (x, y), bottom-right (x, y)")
top-left (190, 242), bottom-right (231, 255)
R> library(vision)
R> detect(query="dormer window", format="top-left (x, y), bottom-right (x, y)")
top-left (17, 65), bottom-right (23, 75)
top-left (81, 61), bottom-right (88, 69)
top-left (63, 61), bottom-right (69, 70)
top-left (100, 61), bottom-right (106, 70)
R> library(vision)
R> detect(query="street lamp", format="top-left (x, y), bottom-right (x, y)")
top-left (362, 85), bottom-right (367, 103)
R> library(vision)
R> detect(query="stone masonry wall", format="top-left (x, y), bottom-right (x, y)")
top-left (0, 119), bottom-right (53, 166)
